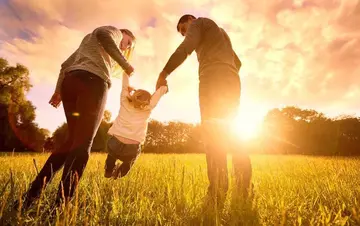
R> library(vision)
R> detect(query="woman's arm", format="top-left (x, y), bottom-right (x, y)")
top-left (93, 26), bottom-right (133, 74)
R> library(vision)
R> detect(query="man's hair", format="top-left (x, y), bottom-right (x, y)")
top-left (177, 14), bottom-right (196, 32)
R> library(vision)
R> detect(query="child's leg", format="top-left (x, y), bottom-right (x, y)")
top-left (113, 144), bottom-right (140, 179)
top-left (104, 136), bottom-right (125, 177)
top-left (104, 154), bottom-right (117, 177)
top-left (114, 161), bottom-right (132, 178)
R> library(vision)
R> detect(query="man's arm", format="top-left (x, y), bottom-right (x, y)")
top-left (93, 26), bottom-right (133, 74)
top-left (162, 20), bottom-right (202, 76)
top-left (234, 51), bottom-right (242, 72)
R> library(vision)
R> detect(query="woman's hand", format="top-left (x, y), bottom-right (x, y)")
top-left (49, 92), bottom-right (62, 108)
top-left (125, 65), bottom-right (134, 76)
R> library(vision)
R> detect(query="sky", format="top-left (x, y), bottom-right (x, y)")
top-left (1, 0), bottom-right (360, 133)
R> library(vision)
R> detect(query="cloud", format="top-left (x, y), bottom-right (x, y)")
top-left (1, 0), bottom-right (360, 132)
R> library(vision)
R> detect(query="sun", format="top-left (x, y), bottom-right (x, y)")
top-left (231, 110), bottom-right (264, 141)
top-left (231, 117), bottom-right (260, 140)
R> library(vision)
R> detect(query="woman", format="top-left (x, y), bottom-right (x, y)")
top-left (18, 25), bottom-right (136, 209)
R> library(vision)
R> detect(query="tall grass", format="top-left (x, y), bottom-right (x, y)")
top-left (0, 153), bottom-right (360, 225)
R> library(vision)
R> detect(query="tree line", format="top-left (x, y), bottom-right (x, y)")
top-left (0, 58), bottom-right (49, 152)
top-left (2, 58), bottom-right (360, 156)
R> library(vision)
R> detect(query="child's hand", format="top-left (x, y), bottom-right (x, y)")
top-left (128, 86), bottom-right (135, 93)
top-left (156, 70), bottom-right (168, 90)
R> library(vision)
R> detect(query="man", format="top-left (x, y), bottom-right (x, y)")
top-left (156, 15), bottom-right (252, 202)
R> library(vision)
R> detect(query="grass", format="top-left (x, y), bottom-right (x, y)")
top-left (0, 153), bottom-right (360, 225)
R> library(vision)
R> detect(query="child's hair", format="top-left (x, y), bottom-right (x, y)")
top-left (127, 89), bottom-right (152, 109)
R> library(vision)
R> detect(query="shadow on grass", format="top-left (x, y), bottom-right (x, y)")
top-left (188, 191), bottom-right (261, 226)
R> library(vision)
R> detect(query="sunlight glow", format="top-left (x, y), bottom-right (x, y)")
top-left (232, 116), bottom-right (261, 140)
top-left (231, 100), bottom-right (267, 141)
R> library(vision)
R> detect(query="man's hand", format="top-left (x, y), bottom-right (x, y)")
top-left (49, 92), bottom-right (62, 108)
top-left (125, 65), bottom-right (134, 76)
top-left (156, 70), bottom-right (168, 90)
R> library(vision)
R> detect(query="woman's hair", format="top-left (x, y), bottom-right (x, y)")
top-left (127, 89), bottom-right (152, 110)
top-left (113, 29), bottom-right (136, 76)
top-left (120, 29), bottom-right (136, 61)
top-left (120, 29), bottom-right (136, 40)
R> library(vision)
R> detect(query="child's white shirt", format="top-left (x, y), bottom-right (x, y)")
top-left (108, 74), bottom-right (168, 143)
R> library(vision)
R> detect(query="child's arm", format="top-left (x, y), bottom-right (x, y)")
top-left (128, 86), bottom-right (135, 93)
top-left (149, 86), bottom-right (168, 109)
top-left (120, 72), bottom-right (130, 102)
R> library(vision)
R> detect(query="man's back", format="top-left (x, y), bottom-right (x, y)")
top-left (162, 17), bottom-right (241, 77)
top-left (192, 17), bottom-right (240, 72)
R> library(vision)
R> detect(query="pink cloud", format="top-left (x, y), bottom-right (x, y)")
top-left (1, 0), bottom-right (360, 132)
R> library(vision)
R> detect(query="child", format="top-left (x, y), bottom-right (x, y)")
top-left (105, 72), bottom-right (168, 178)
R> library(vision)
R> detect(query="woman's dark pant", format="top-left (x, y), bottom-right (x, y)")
top-left (22, 70), bottom-right (108, 206)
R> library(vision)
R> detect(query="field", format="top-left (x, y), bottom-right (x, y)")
top-left (0, 153), bottom-right (360, 225)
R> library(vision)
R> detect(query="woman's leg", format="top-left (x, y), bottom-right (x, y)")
top-left (20, 75), bottom-right (80, 209)
top-left (56, 70), bottom-right (108, 205)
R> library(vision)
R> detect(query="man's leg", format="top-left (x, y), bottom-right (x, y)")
top-left (56, 71), bottom-right (108, 205)
top-left (202, 122), bottom-right (228, 195)
top-left (225, 74), bottom-right (252, 198)
top-left (199, 67), bottom-right (245, 204)
top-left (200, 79), bottom-right (230, 205)
top-left (233, 150), bottom-right (252, 198)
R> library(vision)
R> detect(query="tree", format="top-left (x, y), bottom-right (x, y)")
top-left (91, 110), bottom-right (112, 152)
top-left (260, 106), bottom-right (360, 156)
top-left (43, 137), bottom-right (55, 152)
top-left (0, 58), bottom-right (31, 105)
top-left (143, 120), bottom-right (202, 153)
top-left (0, 58), bottom-right (49, 152)
top-left (53, 123), bottom-right (68, 151)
